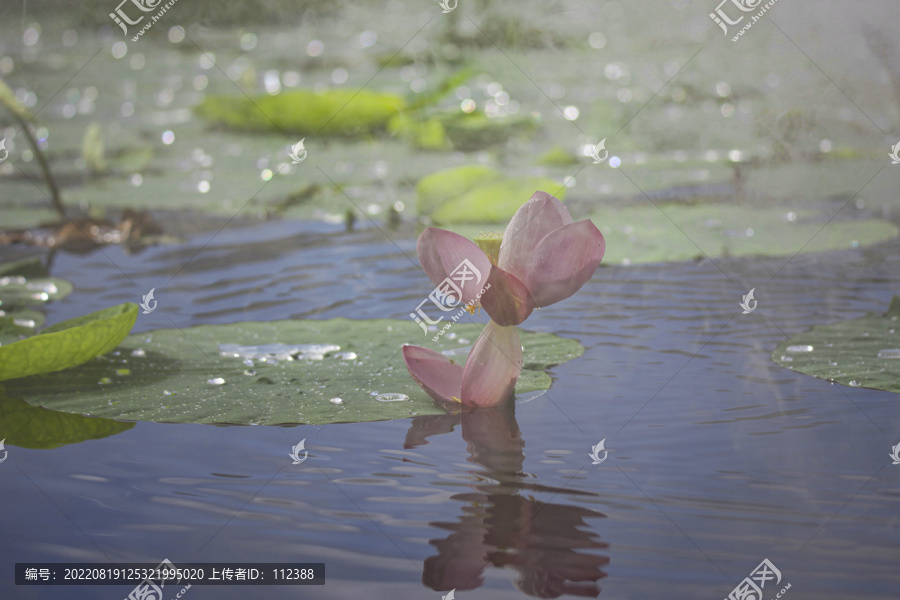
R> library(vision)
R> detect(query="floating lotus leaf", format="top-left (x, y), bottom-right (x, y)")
top-left (4, 318), bottom-right (584, 425)
top-left (195, 89), bottom-right (406, 136)
top-left (772, 296), bottom-right (900, 393)
top-left (416, 165), bottom-right (565, 224)
top-left (446, 203), bottom-right (897, 264)
top-left (0, 303), bottom-right (139, 382)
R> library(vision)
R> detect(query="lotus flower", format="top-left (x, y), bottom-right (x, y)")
top-left (403, 191), bottom-right (604, 407)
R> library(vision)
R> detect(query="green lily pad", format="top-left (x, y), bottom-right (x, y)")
top-left (0, 257), bottom-right (73, 344)
top-left (195, 89), bottom-right (406, 136)
top-left (436, 110), bottom-right (539, 151)
top-left (417, 165), bottom-right (501, 215)
top-left (0, 389), bottom-right (134, 449)
top-left (0, 309), bottom-right (45, 344)
top-left (444, 203), bottom-right (897, 264)
top-left (417, 165), bottom-right (565, 224)
top-left (387, 113), bottom-right (451, 150)
top-left (772, 296), bottom-right (900, 393)
top-left (586, 204), bottom-right (898, 264)
top-left (0, 303), bottom-right (139, 382)
top-left (0, 273), bottom-right (73, 309)
top-left (4, 318), bottom-right (584, 425)
top-left (538, 146), bottom-right (580, 166)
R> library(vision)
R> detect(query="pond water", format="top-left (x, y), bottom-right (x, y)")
top-left (2, 219), bottom-right (898, 599)
top-left (3, 0), bottom-right (900, 598)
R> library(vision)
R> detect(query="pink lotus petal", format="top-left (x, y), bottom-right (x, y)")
top-left (402, 345), bottom-right (463, 404)
top-left (460, 321), bottom-right (522, 407)
top-left (417, 228), bottom-right (493, 307)
top-left (523, 219), bottom-right (605, 308)
top-left (498, 191), bottom-right (572, 280)
top-left (479, 265), bottom-right (535, 327)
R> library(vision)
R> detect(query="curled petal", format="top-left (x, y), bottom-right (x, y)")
top-left (417, 228), bottom-right (493, 306)
top-left (402, 345), bottom-right (463, 404)
top-left (479, 265), bottom-right (534, 327)
top-left (461, 321), bottom-right (522, 408)
top-left (524, 219), bottom-right (605, 308)
top-left (498, 191), bottom-right (572, 280)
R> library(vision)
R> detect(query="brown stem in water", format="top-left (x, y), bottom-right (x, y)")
top-left (9, 111), bottom-right (68, 220)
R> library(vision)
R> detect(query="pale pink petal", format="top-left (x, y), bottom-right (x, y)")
top-left (523, 219), bottom-right (605, 308)
top-left (479, 265), bottom-right (535, 327)
top-left (402, 345), bottom-right (463, 404)
top-left (417, 228), bottom-right (493, 307)
top-left (498, 191), bottom-right (572, 280)
top-left (460, 321), bottom-right (522, 407)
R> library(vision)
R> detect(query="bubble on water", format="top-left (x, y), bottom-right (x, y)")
top-left (786, 345), bottom-right (813, 353)
top-left (330, 397), bottom-right (344, 405)
top-left (336, 352), bottom-right (357, 360)
top-left (877, 349), bottom-right (900, 359)
top-left (98, 377), bottom-right (112, 385)
top-left (780, 356), bottom-right (793, 362)
top-left (243, 370), bottom-right (256, 376)
top-left (163, 390), bottom-right (174, 396)
top-left (207, 377), bottom-right (225, 385)
top-left (848, 380), bottom-right (861, 387)
top-left (376, 393), bottom-right (409, 402)
top-left (131, 348), bottom-right (146, 357)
